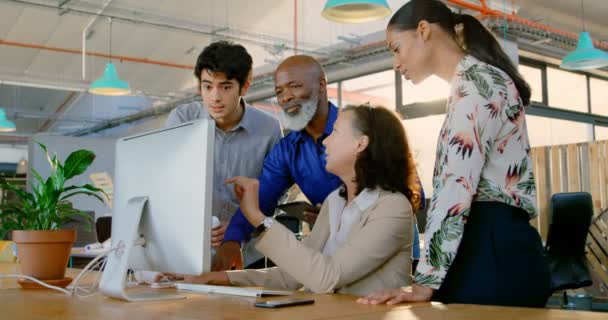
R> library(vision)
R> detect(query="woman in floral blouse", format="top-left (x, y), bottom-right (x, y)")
top-left (358, 0), bottom-right (551, 308)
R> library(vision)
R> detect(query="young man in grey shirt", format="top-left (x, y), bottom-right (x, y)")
top-left (166, 41), bottom-right (281, 267)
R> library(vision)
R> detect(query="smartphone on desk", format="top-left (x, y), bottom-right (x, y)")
top-left (277, 201), bottom-right (320, 221)
top-left (255, 298), bottom-right (315, 308)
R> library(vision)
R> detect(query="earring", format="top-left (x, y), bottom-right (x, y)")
top-left (454, 23), bottom-right (467, 51)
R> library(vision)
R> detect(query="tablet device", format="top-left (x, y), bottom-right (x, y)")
top-left (277, 201), bottom-right (320, 221)
top-left (255, 298), bottom-right (315, 308)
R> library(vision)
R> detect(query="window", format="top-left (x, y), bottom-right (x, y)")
top-left (518, 65), bottom-right (543, 103)
top-left (526, 115), bottom-right (593, 147)
top-left (547, 67), bottom-right (588, 112)
top-left (402, 114), bottom-right (445, 195)
top-left (595, 126), bottom-right (608, 141)
top-left (341, 71), bottom-right (395, 109)
top-left (401, 75), bottom-right (450, 105)
top-left (590, 77), bottom-right (608, 116)
top-left (327, 82), bottom-right (339, 108)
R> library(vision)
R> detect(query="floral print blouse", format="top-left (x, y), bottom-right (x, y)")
top-left (414, 55), bottom-right (537, 289)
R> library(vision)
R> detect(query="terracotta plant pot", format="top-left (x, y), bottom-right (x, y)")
top-left (12, 230), bottom-right (76, 280)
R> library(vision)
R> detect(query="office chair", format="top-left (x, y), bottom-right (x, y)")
top-left (546, 192), bottom-right (594, 308)
top-left (95, 216), bottom-right (112, 243)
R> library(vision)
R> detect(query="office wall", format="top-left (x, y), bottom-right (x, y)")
top-left (0, 145), bottom-right (28, 163)
top-left (28, 135), bottom-right (115, 220)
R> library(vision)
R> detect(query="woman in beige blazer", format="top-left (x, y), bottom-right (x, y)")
top-left (187, 104), bottom-right (421, 296)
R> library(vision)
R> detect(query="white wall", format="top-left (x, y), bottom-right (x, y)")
top-left (29, 135), bottom-right (115, 219)
top-left (0, 145), bottom-right (28, 163)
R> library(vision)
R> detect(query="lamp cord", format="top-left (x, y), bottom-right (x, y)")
top-left (580, 0), bottom-right (586, 31)
top-left (109, 17), bottom-right (113, 63)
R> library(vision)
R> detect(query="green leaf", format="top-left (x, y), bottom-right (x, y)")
top-left (37, 142), bottom-right (55, 170)
top-left (60, 190), bottom-right (105, 204)
top-left (516, 179), bottom-right (536, 195)
top-left (481, 65), bottom-right (508, 89)
top-left (51, 154), bottom-right (58, 171)
top-left (0, 143), bottom-right (102, 235)
top-left (462, 65), bottom-right (494, 101)
top-left (0, 177), bottom-right (34, 204)
top-left (31, 168), bottom-right (45, 186)
top-left (58, 208), bottom-right (93, 231)
top-left (63, 150), bottom-right (95, 181)
top-left (414, 272), bottom-right (442, 287)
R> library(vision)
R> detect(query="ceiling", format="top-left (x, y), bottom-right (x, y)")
top-left (0, 0), bottom-right (606, 143)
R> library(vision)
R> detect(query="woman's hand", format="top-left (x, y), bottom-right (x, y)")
top-left (225, 176), bottom-right (265, 227)
top-left (356, 284), bottom-right (434, 305)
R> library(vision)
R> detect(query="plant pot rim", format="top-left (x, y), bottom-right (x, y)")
top-left (12, 229), bottom-right (77, 244)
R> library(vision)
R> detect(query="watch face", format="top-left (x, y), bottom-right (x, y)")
top-left (263, 217), bottom-right (273, 228)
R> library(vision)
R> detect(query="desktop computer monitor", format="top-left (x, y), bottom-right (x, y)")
top-left (100, 119), bottom-right (214, 301)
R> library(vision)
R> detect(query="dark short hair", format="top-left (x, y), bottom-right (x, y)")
top-left (343, 104), bottom-right (421, 211)
top-left (194, 41), bottom-right (252, 89)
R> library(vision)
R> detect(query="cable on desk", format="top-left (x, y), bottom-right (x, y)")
top-left (0, 247), bottom-right (117, 297)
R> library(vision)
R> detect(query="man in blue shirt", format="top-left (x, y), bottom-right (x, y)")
top-left (213, 55), bottom-right (423, 271)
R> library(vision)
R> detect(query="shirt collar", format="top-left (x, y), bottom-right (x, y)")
top-left (352, 188), bottom-right (380, 212)
top-left (331, 186), bottom-right (380, 211)
top-left (293, 101), bottom-right (338, 144)
top-left (234, 99), bottom-right (254, 132)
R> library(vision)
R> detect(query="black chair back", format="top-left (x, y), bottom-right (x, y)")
top-left (546, 192), bottom-right (593, 291)
top-left (95, 216), bottom-right (112, 243)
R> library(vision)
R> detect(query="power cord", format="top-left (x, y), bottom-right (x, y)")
top-left (0, 247), bottom-right (118, 297)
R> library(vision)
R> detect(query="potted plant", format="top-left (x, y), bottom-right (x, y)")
top-left (0, 142), bottom-right (107, 284)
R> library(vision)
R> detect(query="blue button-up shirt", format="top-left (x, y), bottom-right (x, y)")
top-left (224, 103), bottom-right (423, 259)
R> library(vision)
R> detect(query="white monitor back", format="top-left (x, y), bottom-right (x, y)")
top-left (112, 119), bottom-right (214, 275)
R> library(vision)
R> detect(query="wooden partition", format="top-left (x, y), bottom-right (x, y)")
top-left (531, 140), bottom-right (608, 295)
top-left (530, 140), bottom-right (608, 239)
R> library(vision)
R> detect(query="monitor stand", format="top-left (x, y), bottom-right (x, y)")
top-left (99, 196), bottom-right (185, 301)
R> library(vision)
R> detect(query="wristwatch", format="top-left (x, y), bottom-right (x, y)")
top-left (253, 217), bottom-right (274, 237)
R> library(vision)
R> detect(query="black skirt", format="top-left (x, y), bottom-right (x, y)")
top-left (432, 201), bottom-right (552, 308)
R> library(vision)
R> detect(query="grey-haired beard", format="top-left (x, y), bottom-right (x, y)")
top-left (280, 93), bottom-right (319, 131)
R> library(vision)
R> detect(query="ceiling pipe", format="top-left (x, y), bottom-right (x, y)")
top-left (38, 92), bottom-right (76, 132)
top-left (82, 0), bottom-right (114, 81)
top-left (445, 0), bottom-right (608, 50)
top-left (10, 0), bottom-right (326, 56)
top-left (0, 135), bottom-right (28, 144)
top-left (0, 0), bottom-right (604, 78)
top-left (0, 39), bottom-right (193, 70)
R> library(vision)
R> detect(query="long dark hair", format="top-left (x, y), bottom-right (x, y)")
top-left (344, 104), bottom-right (421, 211)
top-left (388, 0), bottom-right (531, 106)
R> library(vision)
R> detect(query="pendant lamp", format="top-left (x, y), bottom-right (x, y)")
top-left (0, 108), bottom-right (16, 132)
top-left (322, 0), bottom-right (391, 23)
top-left (560, 0), bottom-right (608, 70)
top-left (89, 18), bottom-right (130, 95)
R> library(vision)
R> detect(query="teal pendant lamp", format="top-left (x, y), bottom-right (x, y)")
top-left (89, 63), bottom-right (130, 95)
top-left (560, 0), bottom-right (608, 70)
top-left (322, 0), bottom-right (391, 23)
top-left (0, 108), bottom-right (16, 132)
top-left (561, 32), bottom-right (608, 70)
top-left (89, 18), bottom-right (130, 95)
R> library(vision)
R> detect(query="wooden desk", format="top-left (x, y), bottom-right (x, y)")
top-left (0, 263), bottom-right (605, 320)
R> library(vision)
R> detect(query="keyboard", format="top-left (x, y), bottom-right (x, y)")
top-left (176, 283), bottom-right (292, 298)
